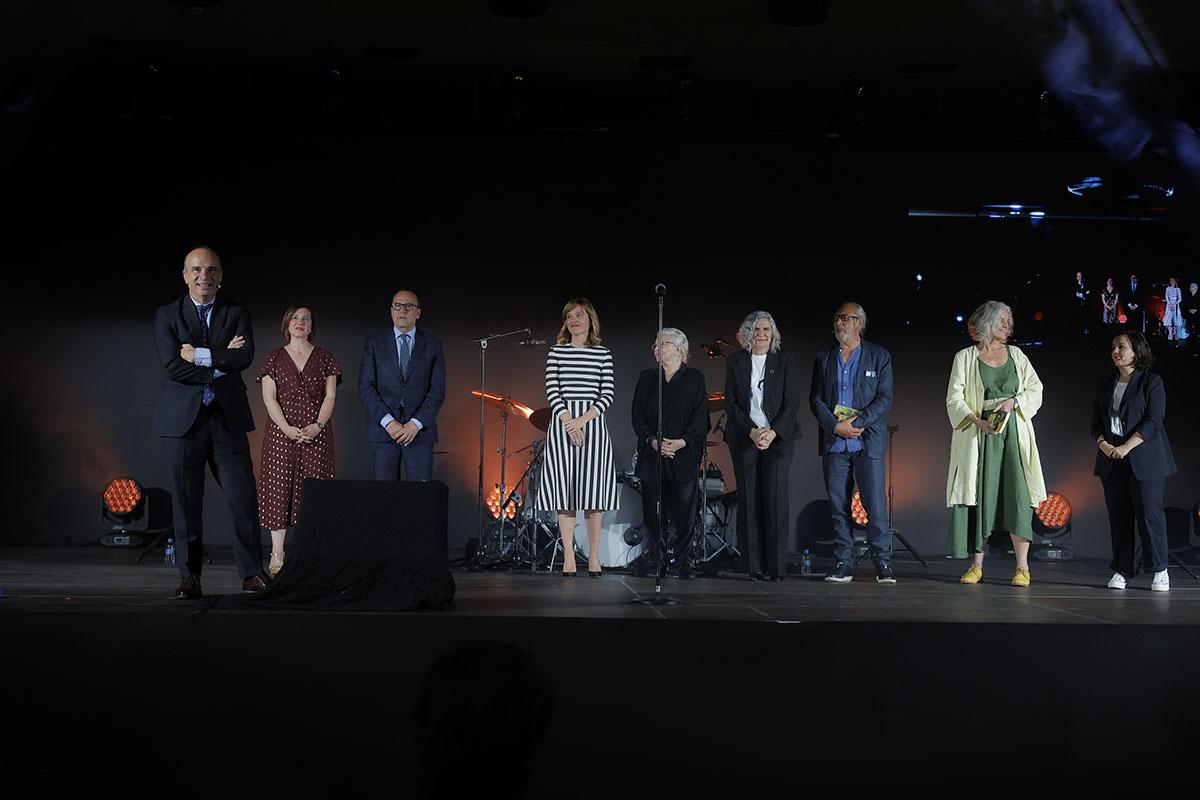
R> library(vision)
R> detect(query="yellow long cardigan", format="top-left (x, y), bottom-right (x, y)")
top-left (944, 344), bottom-right (1047, 509)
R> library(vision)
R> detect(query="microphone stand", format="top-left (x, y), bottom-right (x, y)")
top-left (634, 284), bottom-right (682, 606)
top-left (465, 327), bottom-right (533, 566)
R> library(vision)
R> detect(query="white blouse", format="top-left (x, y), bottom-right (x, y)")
top-left (1110, 379), bottom-right (1128, 437)
top-left (749, 353), bottom-right (769, 428)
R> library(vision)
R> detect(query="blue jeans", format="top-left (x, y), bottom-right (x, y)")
top-left (822, 450), bottom-right (890, 565)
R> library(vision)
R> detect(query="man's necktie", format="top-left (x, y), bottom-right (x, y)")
top-left (196, 303), bottom-right (215, 406)
top-left (398, 332), bottom-right (411, 380)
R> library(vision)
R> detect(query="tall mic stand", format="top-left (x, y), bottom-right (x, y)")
top-left (634, 284), bottom-right (682, 606)
top-left (466, 328), bottom-right (533, 565)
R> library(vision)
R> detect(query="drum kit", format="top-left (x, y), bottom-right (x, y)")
top-left (468, 387), bottom-right (742, 574)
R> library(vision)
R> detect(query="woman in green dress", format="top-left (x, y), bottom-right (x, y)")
top-left (945, 301), bottom-right (1047, 586)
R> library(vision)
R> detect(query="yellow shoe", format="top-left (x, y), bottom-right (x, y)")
top-left (1011, 567), bottom-right (1031, 587)
top-left (959, 565), bottom-right (983, 584)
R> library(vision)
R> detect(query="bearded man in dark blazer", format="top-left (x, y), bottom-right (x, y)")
top-left (810, 302), bottom-right (895, 584)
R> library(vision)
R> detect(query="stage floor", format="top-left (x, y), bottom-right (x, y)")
top-left (1, 545), bottom-right (1197, 624)
top-left (3, 546), bottom-right (1199, 797)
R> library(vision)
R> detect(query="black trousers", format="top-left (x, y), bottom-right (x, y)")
top-left (731, 439), bottom-right (795, 578)
top-left (1100, 458), bottom-right (1168, 577)
top-left (639, 479), bottom-right (698, 569)
top-left (161, 403), bottom-right (263, 580)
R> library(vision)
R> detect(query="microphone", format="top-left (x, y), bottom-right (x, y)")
top-left (518, 329), bottom-right (546, 347)
top-left (654, 283), bottom-right (667, 296)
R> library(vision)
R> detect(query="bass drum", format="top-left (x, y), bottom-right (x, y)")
top-left (569, 475), bottom-right (644, 568)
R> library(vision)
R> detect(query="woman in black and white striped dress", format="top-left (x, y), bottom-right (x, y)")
top-left (537, 298), bottom-right (620, 577)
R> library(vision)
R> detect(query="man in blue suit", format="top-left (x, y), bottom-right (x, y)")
top-left (358, 289), bottom-right (446, 481)
top-left (154, 246), bottom-right (266, 599)
top-left (809, 302), bottom-right (896, 584)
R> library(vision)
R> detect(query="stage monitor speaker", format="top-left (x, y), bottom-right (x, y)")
top-left (255, 479), bottom-right (455, 611)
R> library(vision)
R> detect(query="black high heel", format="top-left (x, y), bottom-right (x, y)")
top-left (561, 568), bottom-right (577, 578)
top-left (589, 570), bottom-right (602, 578)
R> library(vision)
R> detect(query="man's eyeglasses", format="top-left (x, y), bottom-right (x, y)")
top-left (391, 302), bottom-right (421, 311)
top-left (834, 314), bottom-right (861, 322)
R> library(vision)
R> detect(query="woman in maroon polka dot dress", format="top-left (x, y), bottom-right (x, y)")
top-left (257, 306), bottom-right (342, 575)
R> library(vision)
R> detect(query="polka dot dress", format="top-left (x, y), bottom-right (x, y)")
top-left (256, 346), bottom-right (342, 529)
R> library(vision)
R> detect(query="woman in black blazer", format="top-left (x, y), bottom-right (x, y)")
top-left (1090, 331), bottom-right (1178, 592)
top-left (724, 311), bottom-right (803, 581)
top-left (631, 328), bottom-right (709, 578)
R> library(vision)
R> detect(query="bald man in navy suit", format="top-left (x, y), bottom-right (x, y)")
top-left (154, 247), bottom-right (266, 599)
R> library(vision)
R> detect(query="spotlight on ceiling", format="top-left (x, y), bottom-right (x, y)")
top-left (490, 0), bottom-right (549, 19)
top-left (1032, 491), bottom-right (1073, 561)
top-left (769, 0), bottom-right (830, 26)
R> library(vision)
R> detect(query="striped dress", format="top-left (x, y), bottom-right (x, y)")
top-left (536, 344), bottom-right (620, 512)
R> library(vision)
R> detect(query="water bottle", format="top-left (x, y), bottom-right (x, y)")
top-left (164, 538), bottom-right (176, 567)
top-left (800, 548), bottom-right (812, 576)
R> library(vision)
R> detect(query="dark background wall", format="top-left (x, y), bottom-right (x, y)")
top-left (5, 131), bottom-right (1197, 559)
top-left (3, 1), bottom-right (1198, 559)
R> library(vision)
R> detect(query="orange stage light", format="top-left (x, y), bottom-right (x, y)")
top-left (1036, 492), bottom-right (1073, 530)
top-left (485, 483), bottom-right (521, 520)
top-left (851, 490), bottom-right (869, 527)
top-left (102, 478), bottom-right (143, 515)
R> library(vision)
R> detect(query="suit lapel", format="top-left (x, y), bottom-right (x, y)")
top-left (409, 329), bottom-right (427, 379)
top-left (387, 330), bottom-right (405, 386)
top-left (180, 297), bottom-right (205, 346)
top-left (735, 351), bottom-right (751, 404)
top-left (1117, 372), bottom-right (1138, 416)
top-left (208, 300), bottom-right (228, 347)
top-left (764, 351), bottom-right (784, 406)
top-left (853, 344), bottom-right (868, 408)
top-left (824, 346), bottom-right (839, 406)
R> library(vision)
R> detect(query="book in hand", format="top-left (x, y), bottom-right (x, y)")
top-left (984, 408), bottom-right (1010, 435)
top-left (833, 404), bottom-right (861, 422)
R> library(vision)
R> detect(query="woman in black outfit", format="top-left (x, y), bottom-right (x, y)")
top-left (631, 327), bottom-right (709, 578)
top-left (1090, 330), bottom-right (1177, 592)
top-left (724, 311), bottom-right (803, 581)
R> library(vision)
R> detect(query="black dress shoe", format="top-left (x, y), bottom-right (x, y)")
top-left (173, 576), bottom-right (202, 600)
top-left (747, 573), bottom-right (764, 582)
top-left (241, 575), bottom-right (268, 594)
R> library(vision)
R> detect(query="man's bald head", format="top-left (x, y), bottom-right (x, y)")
top-left (182, 247), bottom-right (223, 304)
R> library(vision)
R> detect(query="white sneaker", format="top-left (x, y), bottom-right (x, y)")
top-left (1151, 570), bottom-right (1170, 592)
top-left (1107, 572), bottom-right (1127, 590)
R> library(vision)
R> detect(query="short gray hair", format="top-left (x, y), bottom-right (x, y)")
top-left (967, 300), bottom-right (1013, 343)
top-left (737, 311), bottom-right (782, 353)
top-left (836, 302), bottom-right (867, 329)
top-left (655, 327), bottom-right (689, 362)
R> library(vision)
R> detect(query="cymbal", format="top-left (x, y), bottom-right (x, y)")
top-left (528, 408), bottom-right (552, 432)
top-left (707, 391), bottom-right (725, 412)
top-left (470, 390), bottom-right (538, 420)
